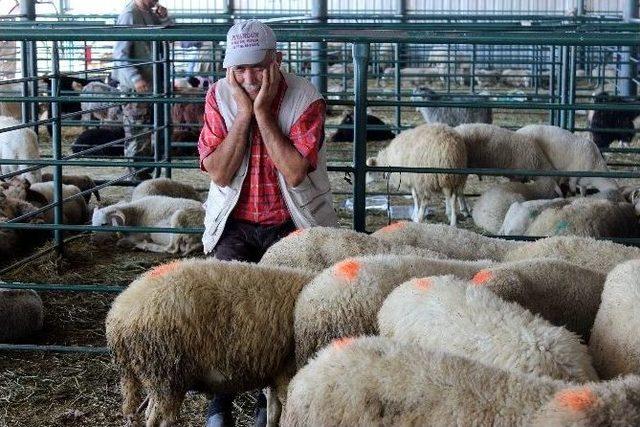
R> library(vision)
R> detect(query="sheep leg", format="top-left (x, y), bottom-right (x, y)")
top-left (410, 188), bottom-right (420, 222)
top-left (135, 240), bottom-right (179, 254)
top-left (265, 387), bottom-right (282, 427)
top-left (449, 193), bottom-right (458, 227)
top-left (415, 200), bottom-right (427, 223)
top-left (121, 370), bottom-right (144, 426)
top-left (145, 390), bottom-right (183, 427)
top-left (457, 192), bottom-right (471, 218)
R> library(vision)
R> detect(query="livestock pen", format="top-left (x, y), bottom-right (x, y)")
top-left (1, 1), bottom-right (640, 425)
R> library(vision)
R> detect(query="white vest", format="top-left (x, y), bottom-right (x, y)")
top-left (202, 72), bottom-right (338, 254)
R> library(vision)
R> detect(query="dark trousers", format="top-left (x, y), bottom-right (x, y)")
top-left (207, 218), bottom-right (296, 421)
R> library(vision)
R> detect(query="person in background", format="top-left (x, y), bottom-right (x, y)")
top-left (112, 0), bottom-right (173, 181)
top-left (197, 20), bottom-right (337, 427)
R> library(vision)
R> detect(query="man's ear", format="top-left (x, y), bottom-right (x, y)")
top-left (275, 51), bottom-right (283, 66)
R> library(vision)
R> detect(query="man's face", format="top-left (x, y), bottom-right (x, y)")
top-left (231, 51), bottom-right (282, 100)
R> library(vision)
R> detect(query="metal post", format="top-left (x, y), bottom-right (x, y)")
top-left (163, 41), bottom-right (172, 178)
top-left (396, 0), bottom-right (407, 69)
top-left (560, 45), bottom-right (570, 129)
top-left (576, 0), bottom-right (586, 75)
top-left (311, 0), bottom-right (328, 95)
top-left (51, 42), bottom-right (64, 256)
top-left (568, 45), bottom-right (577, 131)
top-left (394, 43), bottom-right (401, 136)
top-left (620, 0), bottom-right (639, 96)
top-left (20, 0), bottom-right (36, 127)
top-left (549, 45), bottom-right (556, 125)
top-left (352, 43), bottom-right (369, 232)
top-left (152, 41), bottom-right (162, 178)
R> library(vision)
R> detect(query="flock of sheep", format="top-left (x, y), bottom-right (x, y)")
top-left (71, 224), bottom-right (640, 426)
top-left (367, 121), bottom-right (640, 236)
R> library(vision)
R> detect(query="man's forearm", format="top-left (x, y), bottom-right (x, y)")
top-left (255, 111), bottom-right (309, 187)
top-left (203, 114), bottom-right (252, 186)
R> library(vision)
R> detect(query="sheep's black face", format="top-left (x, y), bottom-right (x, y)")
top-left (341, 113), bottom-right (354, 125)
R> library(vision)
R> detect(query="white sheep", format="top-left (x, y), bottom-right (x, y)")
top-left (0, 115), bottom-right (41, 184)
top-left (259, 226), bottom-right (446, 273)
top-left (474, 68), bottom-right (501, 87)
top-left (282, 336), bottom-right (640, 427)
top-left (472, 258), bottom-right (606, 341)
top-left (29, 182), bottom-right (88, 225)
top-left (293, 254), bottom-right (491, 367)
top-left (516, 124), bottom-right (618, 194)
top-left (371, 221), bottom-right (521, 261)
top-left (501, 68), bottom-right (531, 88)
top-left (499, 198), bottom-right (571, 235)
top-left (589, 259), bottom-right (640, 379)
top-left (0, 288), bottom-right (43, 342)
top-left (41, 172), bottom-right (101, 204)
top-left (503, 235), bottom-right (640, 274)
top-left (0, 82), bottom-right (23, 120)
top-left (380, 66), bottom-right (440, 86)
top-left (131, 177), bottom-right (202, 202)
top-left (78, 81), bottom-right (122, 125)
top-left (366, 123), bottom-right (468, 225)
top-left (472, 180), bottom-right (559, 234)
top-left (454, 123), bottom-right (557, 183)
top-left (525, 198), bottom-right (640, 238)
top-left (378, 275), bottom-right (598, 382)
top-left (106, 258), bottom-right (315, 427)
top-left (91, 195), bottom-right (204, 255)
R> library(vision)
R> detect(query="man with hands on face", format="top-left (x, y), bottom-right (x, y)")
top-left (198, 20), bottom-right (337, 426)
top-left (112, 0), bottom-right (173, 181)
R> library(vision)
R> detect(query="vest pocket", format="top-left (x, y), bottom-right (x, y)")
top-left (289, 174), bottom-right (331, 208)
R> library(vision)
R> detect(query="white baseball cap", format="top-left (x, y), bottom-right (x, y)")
top-left (223, 20), bottom-right (277, 69)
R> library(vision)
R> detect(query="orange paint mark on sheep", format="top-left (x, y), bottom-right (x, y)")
top-left (378, 222), bottom-right (406, 233)
top-left (332, 337), bottom-right (355, 350)
top-left (413, 277), bottom-right (432, 291)
top-left (556, 387), bottom-right (598, 412)
top-left (148, 261), bottom-right (181, 278)
top-left (472, 270), bottom-right (494, 286)
top-left (288, 229), bottom-right (304, 238)
top-left (334, 259), bottom-right (361, 281)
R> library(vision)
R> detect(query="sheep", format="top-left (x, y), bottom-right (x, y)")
top-left (474, 68), bottom-right (501, 87)
top-left (501, 68), bottom-right (531, 88)
top-left (526, 198), bottom-right (640, 238)
top-left (78, 81), bottom-right (122, 126)
top-left (329, 111), bottom-right (395, 142)
top-left (587, 90), bottom-right (639, 149)
top-left (259, 226), bottom-right (446, 274)
top-left (28, 182), bottom-right (88, 225)
top-left (503, 235), bottom-right (640, 274)
top-left (0, 82), bottom-right (23, 120)
top-left (171, 86), bottom-right (205, 134)
top-left (471, 258), bottom-right (606, 341)
top-left (0, 115), bottom-right (41, 184)
top-left (0, 288), bottom-right (43, 342)
top-left (454, 123), bottom-right (557, 182)
top-left (130, 177), bottom-right (202, 202)
top-left (378, 275), bottom-right (598, 382)
top-left (410, 87), bottom-right (492, 126)
top-left (472, 180), bottom-right (560, 234)
top-left (371, 221), bottom-right (521, 261)
top-left (499, 198), bottom-right (571, 236)
top-left (516, 124), bottom-right (619, 194)
top-left (499, 189), bottom-right (628, 236)
top-left (293, 254), bottom-right (491, 367)
top-left (71, 127), bottom-right (125, 156)
top-left (0, 192), bottom-right (45, 256)
top-left (106, 258), bottom-right (315, 427)
top-left (380, 66), bottom-right (440, 86)
top-left (282, 336), bottom-right (640, 427)
top-left (91, 195), bottom-right (204, 255)
top-left (365, 123), bottom-right (468, 225)
top-left (41, 172), bottom-right (100, 203)
top-left (589, 260), bottom-right (640, 379)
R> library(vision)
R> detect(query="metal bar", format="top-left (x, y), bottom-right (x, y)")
top-left (163, 41), bottom-right (172, 178)
top-left (620, 0), bottom-right (639, 96)
top-left (51, 41), bottom-right (64, 256)
top-left (152, 41), bottom-right (161, 178)
top-left (352, 43), bottom-right (369, 232)
top-left (568, 45), bottom-right (577, 130)
top-left (0, 344), bottom-right (110, 354)
top-left (0, 282), bottom-right (125, 293)
top-left (310, 0), bottom-right (328, 94)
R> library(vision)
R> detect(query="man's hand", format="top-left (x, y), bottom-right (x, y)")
top-left (254, 61), bottom-right (281, 116)
top-left (153, 4), bottom-right (169, 19)
top-left (226, 68), bottom-right (253, 118)
top-left (134, 79), bottom-right (149, 93)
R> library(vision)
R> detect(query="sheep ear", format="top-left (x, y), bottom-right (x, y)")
top-left (109, 211), bottom-right (125, 227)
top-left (71, 81), bottom-right (83, 91)
top-left (366, 157), bottom-right (377, 166)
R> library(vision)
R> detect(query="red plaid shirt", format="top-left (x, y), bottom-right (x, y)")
top-left (198, 76), bottom-right (326, 225)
